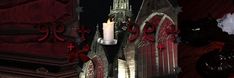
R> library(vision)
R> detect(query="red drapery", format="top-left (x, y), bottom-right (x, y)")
top-left (178, 0), bottom-right (234, 78)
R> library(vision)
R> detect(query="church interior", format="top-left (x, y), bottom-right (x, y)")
top-left (0, 0), bottom-right (234, 78)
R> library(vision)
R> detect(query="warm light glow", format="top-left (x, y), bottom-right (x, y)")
top-left (107, 19), bottom-right (112, 23)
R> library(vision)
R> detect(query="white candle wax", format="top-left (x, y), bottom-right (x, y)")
top-left (103, 19), bottom-right (114, 41)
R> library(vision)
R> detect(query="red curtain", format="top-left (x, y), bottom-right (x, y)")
top-left (177, 0), bottom-right (234, 78)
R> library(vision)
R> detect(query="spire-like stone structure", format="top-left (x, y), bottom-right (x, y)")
top-left (110, 0), bottom-right (132, 23)
top-left (109, 0), bottom-right (132, 39)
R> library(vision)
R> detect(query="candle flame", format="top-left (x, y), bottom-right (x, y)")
top-left (107, 19), bottom-right (111, 23)
top-left (106, 18), bottom-right (114, 24)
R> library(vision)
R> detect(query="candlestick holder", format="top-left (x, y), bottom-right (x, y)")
top-left (97, 38), bottom-right (117, 45)
top-left (97, 18), bottom-right (118, 45)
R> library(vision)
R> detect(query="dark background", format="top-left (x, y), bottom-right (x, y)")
top-left (80, 0), bottom-right (142, 26)
top-left (79, 0), bottom-right (234, 27)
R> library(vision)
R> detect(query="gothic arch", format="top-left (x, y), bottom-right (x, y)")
top-left (127, 12), bottom-right (178, 78)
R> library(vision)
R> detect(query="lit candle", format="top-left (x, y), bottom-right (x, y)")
top-left (103, 19), bottom-right (114, 41)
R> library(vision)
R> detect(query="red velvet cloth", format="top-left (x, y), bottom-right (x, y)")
top-left (0, 0), bottom-right (74, 58)
top-left (0, 0), bottom-right (68, 23)
top-left (0, 42), bottom-right (68, 57)
top-left (178, 0), bottom-right (234, 77)
top-left (178, 41), bottom-right (224, 78)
